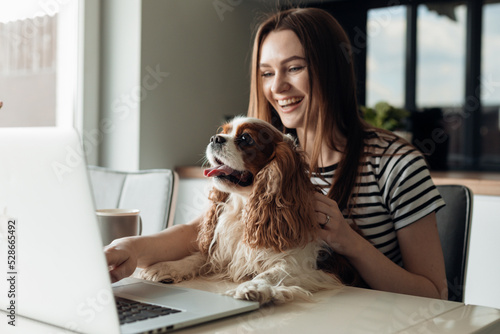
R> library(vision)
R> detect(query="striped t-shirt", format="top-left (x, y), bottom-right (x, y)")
top-left (311, 132), bottom-right (445, 266)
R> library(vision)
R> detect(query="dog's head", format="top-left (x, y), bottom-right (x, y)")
top-left (204, 116), bottom-right (297, 195)
top-left (201, 116), bottom-right (318, 253)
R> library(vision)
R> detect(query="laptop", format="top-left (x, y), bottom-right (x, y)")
top-left (0, 127), bottom-right (258, 334)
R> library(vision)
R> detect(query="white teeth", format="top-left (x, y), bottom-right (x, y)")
top-left (277, 97), bottom-right (303, 106)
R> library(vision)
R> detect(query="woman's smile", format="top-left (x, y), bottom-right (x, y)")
top-left (259, 29), bottom-right (310, 129)
top-left (276, 96), bottom-right (304, 112)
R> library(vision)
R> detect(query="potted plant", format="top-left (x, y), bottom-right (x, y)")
top-left (360, 101), bottom-right (412, 142)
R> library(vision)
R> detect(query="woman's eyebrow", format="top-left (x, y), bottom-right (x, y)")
top-left (259, 55), bottom-right (306, 68)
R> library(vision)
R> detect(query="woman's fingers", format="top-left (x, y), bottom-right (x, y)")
top-left (314, 192), bottom-right (342, 228)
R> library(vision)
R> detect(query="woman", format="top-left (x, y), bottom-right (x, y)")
top-left (106, 7), bottom-right (448, 299)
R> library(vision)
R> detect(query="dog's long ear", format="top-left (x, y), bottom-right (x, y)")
top-left (198, 187), bottom-right (229, 254)
top-left (244, 138), bottom-right (318, 252)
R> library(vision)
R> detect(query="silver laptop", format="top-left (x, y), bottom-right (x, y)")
top-left (0, 127), bottom-right (258, 334)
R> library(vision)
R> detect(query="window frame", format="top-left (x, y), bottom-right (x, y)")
top-left (313, 0), bottom-right (498, 171)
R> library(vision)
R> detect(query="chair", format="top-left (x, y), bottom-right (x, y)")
top-left (435, 184), bottom-right (473, 302)
top-left (87, 166), bottom-right (178, 236)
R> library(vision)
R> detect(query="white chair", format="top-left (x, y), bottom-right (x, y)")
top-left (87, 166), bottom-right (178, 236)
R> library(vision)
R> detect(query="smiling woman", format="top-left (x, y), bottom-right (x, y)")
top-left (259, 30), bottom-right (310, 132)
top-left (245, 7), bottom-right (449, 300)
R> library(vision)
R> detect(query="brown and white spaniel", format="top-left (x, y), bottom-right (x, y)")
top-left (140, 116), bottom-right (356, 304)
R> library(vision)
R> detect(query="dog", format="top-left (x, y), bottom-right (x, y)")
top-left (140, 116), bottom-right (360, 304)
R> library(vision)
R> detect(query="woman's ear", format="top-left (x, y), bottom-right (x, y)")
top-left (197, 187), bottom-right (228, 254)
top-left (244, 140), bottom-right (318, 252)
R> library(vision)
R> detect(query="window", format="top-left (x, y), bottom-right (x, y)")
top-left (480, 2), bottom-right (500, 168)
top-left (361, 1), bottom-right (500, 171)
top-left (481, 3), bottom-right (500, 107)
top-left (0, 0), bottom-right (79, 128)
top-left (414, 3), bottom-right (468, 169)
top-left (416, 3), bottom-right (466, 107)
top-left (366, 6), bottom-right (406, 108)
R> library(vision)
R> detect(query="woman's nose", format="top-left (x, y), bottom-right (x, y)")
top-left (271, 73), bottom-right (290, 94)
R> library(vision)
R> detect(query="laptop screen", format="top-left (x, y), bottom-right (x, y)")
top-left (0, 127), bottom-right (120, 333)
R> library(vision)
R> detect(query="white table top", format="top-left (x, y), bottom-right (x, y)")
top-left (171, 279), bottom-right (500, 334)
top-left (2, 278), bottom-right (500, 334)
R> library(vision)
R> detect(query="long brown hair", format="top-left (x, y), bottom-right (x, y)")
top-left (248, 8), bottom-right (367, 212)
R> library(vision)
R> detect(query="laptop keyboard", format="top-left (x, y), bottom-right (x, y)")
top-left (115, 296), bottom-right (182, 325)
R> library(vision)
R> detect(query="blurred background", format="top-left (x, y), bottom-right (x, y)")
top-left (0, 0), bottom-right (499, 172)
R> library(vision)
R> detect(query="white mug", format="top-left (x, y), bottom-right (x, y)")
top-left (96, 209), bottom-right (142, 246)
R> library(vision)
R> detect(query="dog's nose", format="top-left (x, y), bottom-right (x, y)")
top-left (210, 135), bottom-right (226, 144)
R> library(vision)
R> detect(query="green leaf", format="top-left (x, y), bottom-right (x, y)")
top-left (361, 101), bottom-right (409, 131)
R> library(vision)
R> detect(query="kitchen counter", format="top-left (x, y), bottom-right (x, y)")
top-left (430, 171), bottom-right (500, 196)
top-left (176, 166), bottom-right (500, 196)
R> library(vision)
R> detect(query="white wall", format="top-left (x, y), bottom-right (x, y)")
top-left (464, 194), bottom-right (500, 309)
top-left (139, 0), bottom-right (267, 169)
top-left (78, 0), bottom-right (100, 165)
top-left (99, 0), bottom-right (142, 170)
top-left (91, 0), bottom-right (269, 170)
top-left (173, 177), bottom-right (211, 226)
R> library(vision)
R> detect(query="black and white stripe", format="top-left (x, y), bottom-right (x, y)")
top-left (311, 133), bottom-right (445, 266)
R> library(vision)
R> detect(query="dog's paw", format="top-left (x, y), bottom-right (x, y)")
top-left (226, 280), bottom-right (313, 305)
top-left (139, 262), bottom-right (195, 283)
top-left (226, 280), bottom-right (274, 305)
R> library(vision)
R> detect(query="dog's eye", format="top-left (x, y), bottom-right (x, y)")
top-left (237, 133), bottom-right (255, 147)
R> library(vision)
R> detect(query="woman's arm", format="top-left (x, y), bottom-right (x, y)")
top-left (347, 213), bottom-right (447, 299)
top-left (315, 193), bottom-right (448, 299)
top-left (105, 215), bottom-right (202, 283)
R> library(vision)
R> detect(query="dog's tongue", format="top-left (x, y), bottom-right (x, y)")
top-left (203, 165), bottom-right (235, 177)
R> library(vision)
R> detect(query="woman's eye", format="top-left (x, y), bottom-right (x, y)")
top-left (260, 71), bottom-right (273, 78)
top-left (289, 66), bottom-right (305, 73)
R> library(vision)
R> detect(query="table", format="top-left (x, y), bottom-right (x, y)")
top-left (2, 279), bottom-right (499, 334)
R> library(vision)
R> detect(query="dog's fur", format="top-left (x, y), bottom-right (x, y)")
top-left (140, 117), bottom-right (359, 304)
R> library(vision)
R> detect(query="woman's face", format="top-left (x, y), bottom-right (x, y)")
top-left (259, 30), bottom-right (310, 130)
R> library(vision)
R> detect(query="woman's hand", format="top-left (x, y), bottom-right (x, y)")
top-left (314, 192), bottom-right (363, 258)
top-left (104, 236), bottom-right (139, 283)
top-left (104, 219), bottom-right (202, 283)
top-left (314, 192), bottom-right (447, 299)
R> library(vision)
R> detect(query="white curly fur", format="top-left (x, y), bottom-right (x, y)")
top-left (140, 189), bottom-right (342, 305)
